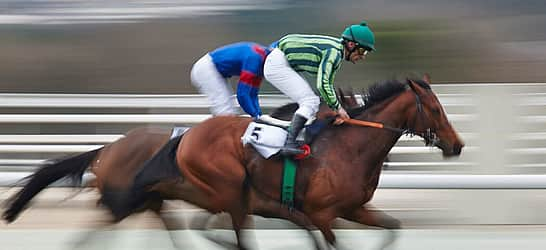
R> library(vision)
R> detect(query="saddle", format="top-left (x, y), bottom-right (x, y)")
top-left (241, 115), bottom-right (331, 159)
top-left (242, 117), bottom-right (333, 209)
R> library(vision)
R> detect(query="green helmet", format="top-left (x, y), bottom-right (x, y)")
top-left (341, 21), bottom-right (375, 51)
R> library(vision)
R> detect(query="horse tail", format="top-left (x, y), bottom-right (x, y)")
top-left (2, 147), bottom-right (102, 223)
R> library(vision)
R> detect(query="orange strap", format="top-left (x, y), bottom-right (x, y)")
top-left (342, 118), bottom-right (384, 129)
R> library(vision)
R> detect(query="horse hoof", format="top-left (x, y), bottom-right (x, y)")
top-left (377, 229), bottom-right (398, 250)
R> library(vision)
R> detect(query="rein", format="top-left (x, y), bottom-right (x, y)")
top-left (341, 118), bottom-right (406, 134)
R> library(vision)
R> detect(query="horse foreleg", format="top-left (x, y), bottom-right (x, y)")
top-left (249, 191), bottom-right (323, 250)
top-left (307, 210), bottom-right (338, 250)
top-left (342, 206), bottom-right (400, 250)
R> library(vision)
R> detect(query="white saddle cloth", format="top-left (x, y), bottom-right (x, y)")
top-left (241, 122), bottom-right (288, 159)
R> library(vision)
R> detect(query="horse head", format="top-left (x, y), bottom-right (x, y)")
top-left (405, 74), bottom-right (464, 157)
top-left (344, 74), bottom-right (464, 158)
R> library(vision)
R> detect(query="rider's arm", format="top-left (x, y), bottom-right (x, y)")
top-left (237, 84), bottom-right (261, 118)
top-left (252, 88), bottom-right (262, 117)
top-left (316, 48), bottom-right (342, 110)
top-left (236, 54), bottom-right (263, 118)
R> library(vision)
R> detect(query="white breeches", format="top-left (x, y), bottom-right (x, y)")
top-left (263, 48), bottom-right (320, 120)
top-left (190, 54), bottom-right (238, 115)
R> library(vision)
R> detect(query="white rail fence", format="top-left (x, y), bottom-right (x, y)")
top-left (1, 83), bottom-right (546, 188)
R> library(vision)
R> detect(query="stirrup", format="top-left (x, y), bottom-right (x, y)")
top-left (280, 146), bottom-right (305, 156)
top-left (280, 144), bottom-right (311, 159)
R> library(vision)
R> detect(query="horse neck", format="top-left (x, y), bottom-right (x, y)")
top-left (327, 91), bottom-right (414, 179)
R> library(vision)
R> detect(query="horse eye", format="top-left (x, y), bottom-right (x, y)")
top-left (431, 108), bottom-right (440, 115)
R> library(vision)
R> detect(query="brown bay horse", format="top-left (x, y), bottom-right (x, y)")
top-left (4, 75), bottom-right (464, 250)
top-left (245, 76), bottom-right (464, 249)
top-left (133, 75), bottom-right (463, 250)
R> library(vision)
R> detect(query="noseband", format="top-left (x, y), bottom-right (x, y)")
top-left (406, 85), bottom-right (440, 147)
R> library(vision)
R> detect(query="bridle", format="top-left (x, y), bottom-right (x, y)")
top-left (405, 84), bottom-right (440, 147)
top-left (342, 82), bottom-right (440, 146)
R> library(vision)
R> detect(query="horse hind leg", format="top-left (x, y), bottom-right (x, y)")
top-left (224, 180), bottom-right (254, 250)
top-left (150, 179), bottom-right (244, 248)
top-left (148, 197), bottom-right (189, 250)
top-left (229, 206), bottom-right (252, 250)
top-left (72, 218), bottom-right (117, 250)
top-left (341, 206), bottom-right (400, 250)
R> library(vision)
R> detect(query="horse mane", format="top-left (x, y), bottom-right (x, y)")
top-left (347, 78), bottom-right (430, 117)
top-left (270, 88), bottom-right (349, 120)
top-left (270, 78), bottom-right (431, 119)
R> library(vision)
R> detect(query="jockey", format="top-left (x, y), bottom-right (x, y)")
top-left (191, 42), bottom-right (271, 119)
top-left (265, 21), bottom-right (375, 155)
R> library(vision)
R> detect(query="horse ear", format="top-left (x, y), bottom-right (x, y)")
top-left (423, 73), bottom-right (431, 85)
top-left (407, 79), bottom-right (425, 95)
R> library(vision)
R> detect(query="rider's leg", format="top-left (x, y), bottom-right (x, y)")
top-left (284, 113), bottom-right (307, 150)
top-left (190, 54), bottom-right (238, 116)
top-left (264, 48), bottom-right (320, 153)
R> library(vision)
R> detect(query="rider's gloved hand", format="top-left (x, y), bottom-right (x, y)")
top-left (334, 107), bottom-right (349, 125)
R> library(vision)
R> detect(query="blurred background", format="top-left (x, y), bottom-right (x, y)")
top-left (1, 0), bottom-right (546, 93)
top-left (1, 1), bottom-right (546, 250)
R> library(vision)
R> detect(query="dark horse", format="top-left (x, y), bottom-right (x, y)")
top-left (1, 90), bottom-right (352, 247)
top-left (4, 75), bottom-right (463, 250)
top-left (1, 127), bottom-right (188, 246)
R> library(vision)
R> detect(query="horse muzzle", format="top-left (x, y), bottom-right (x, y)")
top-left (438, 141), bottom-right (464, 157)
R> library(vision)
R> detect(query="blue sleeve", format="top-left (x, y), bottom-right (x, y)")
top-left (236, 53), bottom-right (263, 118)
top-left (252, 87), bottom-right (262, 117)
top-left (237, 84), bottom-right (261, 118)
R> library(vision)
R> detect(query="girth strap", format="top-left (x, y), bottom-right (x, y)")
top-left (281, 157), bottom-right (298, 208)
